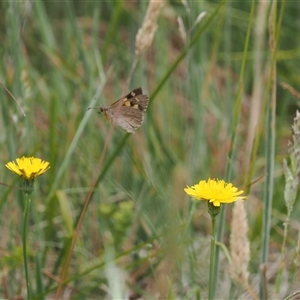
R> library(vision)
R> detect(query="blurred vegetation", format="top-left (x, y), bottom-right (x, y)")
top-left (1, 0), bottom-right (300, 299)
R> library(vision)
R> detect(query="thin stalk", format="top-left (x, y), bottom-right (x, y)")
top-left (23, 193), bottom-right (32, 300)
top-left (214, 0), bottom-right (256, 297)
top-left (260, 1), bottom-right (285, 298)
top-left (208, 214), bottom-right (216, 300)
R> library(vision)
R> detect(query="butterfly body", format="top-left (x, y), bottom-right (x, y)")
top-left (98, 88), bottom-right (148, 133)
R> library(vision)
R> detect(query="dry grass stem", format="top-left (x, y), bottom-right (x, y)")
top-left (281, 82), bottom-right (300, 101)
top-left (135, 0), bottom-right (165, 57)
top-left (230, 200), bottom-right (250, 289)
top-left (0, 81), bottom-right (26, 117)
top-left (191, 12), bottom-right (207, 31)
top-left (284, 110), bottom-right (300, 217)
top-left (177, 16), bottom-right (186, 43)
top-left (245, 0), bottom-right (269, 166)
top-left (181, 0), bottom-right (190, 14)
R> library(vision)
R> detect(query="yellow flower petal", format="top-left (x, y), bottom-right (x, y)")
top-left (5, 156), bottom-right (50, 180)
top-left (184, 178), bottom-right (246, 207)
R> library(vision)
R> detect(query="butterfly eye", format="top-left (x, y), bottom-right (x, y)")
top-left (98, 107), bottom-right (104, 113)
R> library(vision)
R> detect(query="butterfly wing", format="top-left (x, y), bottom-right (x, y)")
top-left (114, 105), bottom-right (146, 133)
top-left (106, 88), bottom-right (149, 133)
top-left (110, 88), bottom-right (147, 108)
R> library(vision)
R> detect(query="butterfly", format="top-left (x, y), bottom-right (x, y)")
top-left (98, 87), bottom-right (149, 133)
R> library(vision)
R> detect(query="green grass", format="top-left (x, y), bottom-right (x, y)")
top-left (1, 1), bottom-right (300, 299)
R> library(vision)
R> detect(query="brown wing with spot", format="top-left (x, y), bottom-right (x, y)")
top-left (99, 88), bottom-right (149, 132)
top-left (110, 88), bottom-right (148, 111)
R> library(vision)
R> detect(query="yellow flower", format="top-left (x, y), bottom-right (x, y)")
top-left (5, 156), bottom-right (50, 180)
top-left (184, 179), bottom-right (246, 207)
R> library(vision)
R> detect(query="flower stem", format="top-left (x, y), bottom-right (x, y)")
top-left (23, 193), bottom-right (32, 300)
top-left (208, 214), bottom-right (216, 300)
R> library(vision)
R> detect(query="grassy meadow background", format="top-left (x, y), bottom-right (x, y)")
top-left (1, 0), bottom-right (300, 299)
